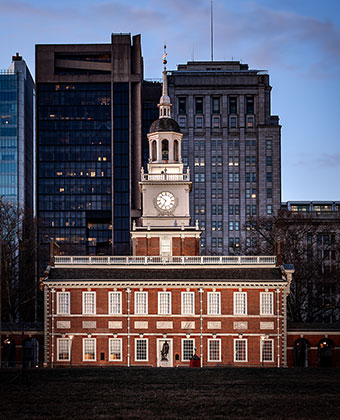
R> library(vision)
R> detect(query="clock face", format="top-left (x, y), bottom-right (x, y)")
top-left (156, 191), bottom-right (175, 210)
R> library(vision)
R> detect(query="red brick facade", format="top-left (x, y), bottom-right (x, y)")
top-left (43, 261), bottom-right (293, 368)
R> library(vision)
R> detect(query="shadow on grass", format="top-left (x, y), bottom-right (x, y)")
top-left (0, 367), bottom-right (339, 419)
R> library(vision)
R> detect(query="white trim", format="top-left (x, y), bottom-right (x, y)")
top-left (181, 338), bottom-right (195, 361)
top-left (108, 338), bottom-right (122, 361)
top-left (233, 292), bottom-right (247, 315)
top-left (82, 291), bottom-right (96, 315)
top-left (57, 338), bottom-right (70, 361)
top-left (135, 338), bottom-right (148, 362)
top-left (261, 338), bottom-right (274, 362)
top-left (82, 338), bottom-right (96, 361)
top-left (134, 291), bottom-right (148, 315)
top-left (57, 291), bottom-right (70, 315)
top-left (234, 338), bottom-right (248, 362)
top-left (207, 291), bottom-right (221, 315)
top-left (207, 339), bottom-right (221, 362)
top-left (158, 291), bottom-right (172, 315)
top-left (108, 291), bottom-right (122, 315)
top-left (181, 291), bottom-right (195, 315)
top-left (260, 292), bottom-right (274, 315)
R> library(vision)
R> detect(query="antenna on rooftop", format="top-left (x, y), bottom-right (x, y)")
top-left (210, 0), bottom-right (214, 61)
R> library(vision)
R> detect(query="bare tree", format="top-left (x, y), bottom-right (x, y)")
top-left (245, 210), bottom-right (340, 323)
top-left (0, 197), bottom-right (37, 322)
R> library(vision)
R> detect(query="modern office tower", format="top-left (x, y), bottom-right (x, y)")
top-left (167, 61), bottom-right (281, 255)
top-left (36, 34), bottom-right (142, 264)
top-left (0, 53), bottom-right (34, 212)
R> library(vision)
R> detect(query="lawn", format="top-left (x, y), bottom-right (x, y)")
top-left (0, 367), bottom-right (339, 419)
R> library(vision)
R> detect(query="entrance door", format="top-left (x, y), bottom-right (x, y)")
top-left (157, 339), bottom-right (173, 367)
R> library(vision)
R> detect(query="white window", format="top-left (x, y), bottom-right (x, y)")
top-left (234, 339), bottom-right (247, 362)
top-left (158, 292), bottom-right (171, 314)
top-left (83, 338), bottom-right (96, 361)
top-left (109, 338), bottom-right (122, 361)
top-left (261, 339), bottom-right (274, 362)
top-left (208, 339), bottom-right (221, 362)
top-left (57, 338), bottom-right (70, 361)
top-left (57, 292), bottom-right (70, 314)
top-left (109, 292), bottom-right (122, 314)
top-left (260, 292), bottom-right (274, 315)
top-left (135, 338), bottom-right (148, 361)
top-left (160, 237), bottom-right (171, 255)
top-left (207, 292), bottom-right (221, 315)
top-left (135, 292), bottom-right (148, 315)
top-left (233, 292), bottom-right (247, 315)
top-left (181, 292), bottom-right (195, 315)
top-left (83, 292), bottom-right (96, 314)
top-left (182, 339), bottom-right (195, 361)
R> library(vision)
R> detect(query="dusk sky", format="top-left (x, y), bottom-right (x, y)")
top-left (0, 0), bottom-right (339, 202)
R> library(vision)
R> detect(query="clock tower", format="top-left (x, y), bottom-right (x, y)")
top-left (131, 48), bottom-right (201, 256)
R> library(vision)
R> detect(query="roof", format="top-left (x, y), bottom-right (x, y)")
top-left (47, 267), bottom-right (283, 282)
top-left (149, 118), bottom-right (180, 133)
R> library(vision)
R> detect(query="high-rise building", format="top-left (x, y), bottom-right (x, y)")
top-left (36, 34), bottom-right (142, 266)
top-left (0, 53), bottom-right (34, 212)
top-left (167, 61), bottom-right (281, 255)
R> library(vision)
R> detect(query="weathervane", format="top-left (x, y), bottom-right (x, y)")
top-left (162, 44), bottom-right (167, 68)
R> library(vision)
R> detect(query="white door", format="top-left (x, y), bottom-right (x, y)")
top-left (157, 339), bottom-right (173, 367)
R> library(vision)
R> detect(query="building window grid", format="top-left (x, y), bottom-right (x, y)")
top-left (234, 292), bottom-right (247, 315)
top-left (182, 339), bottom-right (195, 361)
top-left (234, 339), bottom-right (247, 362)
top-left (181, 292), bottom-right (195, 315)
top-left (109, 338), bottom-right (122, 361)
top-left (260, 292), bottom-right (274, 315)
top-left (207, 292), bottom-right (221, 315)
top-left (57, 292), bottom-right (70, 314)
top-left (57, 338), bottom-right (70, 361)
top-left (135, 338), bottom-right (148, 361)
top-left (135, 292), bottom-right (148, 315)
top-left (208, 339), bottom-right (221, 362)
top-left (83, 338), bottom-right (96, 361)
top-left (109, 291), bottom-right (122, 314)
top-left (158, 292), bottom-right (171, 314)
top-left (261, 339), bottom-right (274, 362)
top-left (82, 292), bottom-right (96, 314)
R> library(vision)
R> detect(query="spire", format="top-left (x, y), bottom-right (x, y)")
top-left (158, 45), bottom-right (172, 119)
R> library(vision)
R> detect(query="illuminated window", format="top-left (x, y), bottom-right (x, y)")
top-left (57, 338), bottom-right (70, 361)
top-left (83, 338), bottom-right (96, 361)
top-left (109, 338), bottom-right (122, 361)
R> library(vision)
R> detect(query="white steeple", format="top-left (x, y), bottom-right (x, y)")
top-left (158, 45), bottom-right (172, 119)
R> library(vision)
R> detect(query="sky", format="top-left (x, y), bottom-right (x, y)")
top-left (0, 0), bottom-right (339, 202)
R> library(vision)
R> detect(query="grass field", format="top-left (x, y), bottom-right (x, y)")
top-left (0, 367), bottom-right (339, 419)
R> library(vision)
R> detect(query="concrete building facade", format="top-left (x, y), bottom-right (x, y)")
top-left (167, 61), bottom-right (281, 255)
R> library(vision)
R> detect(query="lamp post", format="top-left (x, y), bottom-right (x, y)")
top-left (69, 335), bottom-right (74, 368)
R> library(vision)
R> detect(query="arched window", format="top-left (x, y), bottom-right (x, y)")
top-left (318, 338), bottom-right (334, 367)
top-left (152, 140), bottom-right (157, 161)
top-left (174, 140), bottom-right (179, 161)
top-left (294, 338), bottom-right (309, 367)
top-left (162, 139), bottom-right (169, 161)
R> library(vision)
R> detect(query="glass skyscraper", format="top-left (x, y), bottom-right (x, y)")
top-left (0, 54), bottom-right (34, 211)
top-left (36, 35), bottom-right (142, 266)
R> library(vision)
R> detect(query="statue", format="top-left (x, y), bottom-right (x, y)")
top-left (161, 340), bottom-right (169, 361)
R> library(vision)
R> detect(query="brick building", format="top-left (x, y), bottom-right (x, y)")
top-left (41, 56), bottom-right (297, 368)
